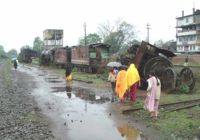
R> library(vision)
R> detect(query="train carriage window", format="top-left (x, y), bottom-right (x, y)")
top-left (89, 48), bottom-right (96, 58)
top-left (101, 48), bottom-right (109, 59)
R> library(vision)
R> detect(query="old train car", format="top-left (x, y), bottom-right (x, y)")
top-left (71, 43), bottom-right (110, 73)
top-left (122, 41), bottom-right (195, 91)
top-left (52, 47), bottom-right (67, 68)
top-left (19, 48), bottom-right (37, 63)
top-left (40, 46), bottom-right (70, 68)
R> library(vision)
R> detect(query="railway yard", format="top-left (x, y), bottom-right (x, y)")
top-left (0, 59), bottom-right (200, 140)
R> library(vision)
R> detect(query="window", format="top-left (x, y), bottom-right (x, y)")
top-left (89, 48), bottom-right (96, 58)
top-left (101, 48), bottom-right (109, 59)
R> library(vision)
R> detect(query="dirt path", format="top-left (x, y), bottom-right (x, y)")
top-left (0, 62), bottom-right (163, 140)
top-left (0, 63), bottom-right (54, 139)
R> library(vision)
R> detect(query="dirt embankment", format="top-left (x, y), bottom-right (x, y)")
top-left (171, 54), bottom-right (200, 65)
top-left (0, 63), bottom-right (54, 140)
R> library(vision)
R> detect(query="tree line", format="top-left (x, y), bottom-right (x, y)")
top-left (0, 19), bottom-right (176, 60)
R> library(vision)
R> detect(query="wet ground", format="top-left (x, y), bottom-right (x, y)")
top-left (18, 65), bottom-right (147, 140)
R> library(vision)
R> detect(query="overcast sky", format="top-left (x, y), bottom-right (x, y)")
top-left (0, 0), bottom-right (200, 52)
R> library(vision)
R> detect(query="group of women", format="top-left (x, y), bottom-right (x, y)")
top-left (108, 64), bottom-right (140, 103)
top-left (108, 63), bottom-right (161, 120)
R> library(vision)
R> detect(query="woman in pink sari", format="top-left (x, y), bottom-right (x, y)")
top-left (144, 71), bottom-right (161, 120)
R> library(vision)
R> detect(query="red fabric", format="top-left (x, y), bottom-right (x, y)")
top-left (126, 83), bottom-right (138, 102)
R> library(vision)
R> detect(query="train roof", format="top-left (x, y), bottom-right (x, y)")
top-left (71, 43), bottom-right (110, 48)
top-left (89, 43), bottom-right (111, 48)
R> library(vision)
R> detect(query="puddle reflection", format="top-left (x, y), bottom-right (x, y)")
top-left (117, 124), bottom-right (145, 140)
top-left (51, 87), bottom-right (110, 103)
top-left (50, 81), bottom-right (145, 140)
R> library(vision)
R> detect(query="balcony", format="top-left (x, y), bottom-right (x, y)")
top-left (177, 30), bottom-right (197, 36)
top-left (177, 40), bottom-right (196, 45)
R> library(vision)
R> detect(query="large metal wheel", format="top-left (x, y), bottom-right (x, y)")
top-left (162, 68), bottom-right (177, 90)
top-left (142, 56), bottom-right (174, 90)
top-left (179, 67), bottom-right (195, 90)
top-left (143, 56), bottom-right (173, 78)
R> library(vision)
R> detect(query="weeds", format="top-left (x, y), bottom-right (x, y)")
top-left (2, 61), bottom-right (12, 87)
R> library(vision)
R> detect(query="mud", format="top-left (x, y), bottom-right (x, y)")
top-left (0, 63), bottom-right (162, 140)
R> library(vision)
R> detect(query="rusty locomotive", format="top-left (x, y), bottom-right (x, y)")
top-left (40, 43), bottom-right (110, 73)
top-left (121, 41), bottom-right (195, 91)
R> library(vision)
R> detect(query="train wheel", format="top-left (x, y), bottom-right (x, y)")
top-left (162, 68), bottom-right (177, 90)
top-left (179, 67), bottom-right (195, 90)
top-left (143, 56), bottom-right (173, 78)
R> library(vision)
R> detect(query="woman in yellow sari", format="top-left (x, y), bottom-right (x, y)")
top-left (115, 66), bottom-right (127, 102)
top-left (125, 64), bottom-right (140, 102)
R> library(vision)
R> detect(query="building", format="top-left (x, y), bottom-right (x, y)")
top-left (43, 29), bottom-right (63, 49)
top-left (176, 8), bottom-right (200, 53)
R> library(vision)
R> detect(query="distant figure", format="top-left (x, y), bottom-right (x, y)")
top-left (115, 66), bottom-right (127, 102)
top-left (144, 71), bottom-right (161, 120)
top-left (108, 67), bottom-right (116, 102)
top-left (125, 64), bottom-right (140, 102)
top-left (13, 60), bottom-right (18, 70)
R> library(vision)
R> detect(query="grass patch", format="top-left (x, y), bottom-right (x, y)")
top-left (2, 60), bottom-right (12, 86)
top-left (130, 91), bottom-right (200, 139)
top-left (155, 107), bottom-right (200, 139)
top-left (32, 58), bottom-right (40, 65)
top-left (52, 67), bottom-right (108, 84)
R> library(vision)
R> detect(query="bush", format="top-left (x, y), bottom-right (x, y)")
top-left (179, 84), bottom-right (189, 94)
top-left (72, 67), bottom-right (78, 72)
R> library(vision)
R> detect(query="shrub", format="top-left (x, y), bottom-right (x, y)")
top-left (179, 84), bottom-right (189, 94)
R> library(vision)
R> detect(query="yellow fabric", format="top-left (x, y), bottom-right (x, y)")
top-left (117, 124), bottom-right (140, 140)
top-left (115, 70), bottom-right (127, 99)
top-left (65, 74), bottom-right (72, 81)
top-left (126, 64), bottom-right (140, 89)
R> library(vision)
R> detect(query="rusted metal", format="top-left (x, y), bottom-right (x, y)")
top-left (179, 67), bottom-right (195, 90)
top-left (123, 41), bottom-right (195, 90)
top-left (40, 47), bottom-right (69, 67)
top-left (71, 43), bottom-right (110, 73)
top-left (52, 47), bottom-right (67, 67)
top-left (19, 48), bottom-right (37, 63)
top-left (122, 98), bottom-right (200, 114)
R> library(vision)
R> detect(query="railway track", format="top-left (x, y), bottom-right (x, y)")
top-left (122, 98), bottom-right (200, 114)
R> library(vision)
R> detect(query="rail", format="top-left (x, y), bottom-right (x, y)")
top-left (122, 98), bottom-right (200, 114)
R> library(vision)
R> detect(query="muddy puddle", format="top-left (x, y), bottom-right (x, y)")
top-left (52, 86), bottom-right (144, 140)
top-left (18, 65), bottom-right (146, 140)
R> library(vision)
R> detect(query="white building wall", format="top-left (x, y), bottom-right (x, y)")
top-left (177, 16), bottom-right (193, 27)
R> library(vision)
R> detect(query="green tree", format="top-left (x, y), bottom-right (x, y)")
top-left (33, 37), bottom-right (44, 54)
top-left (0, 45), bottom-right (7, 58)
top-left (7, 49), bottom-right (18, 58)
top-left (79, 33), bottom-right (101, 45)
top-left (98, 20), bottom-right (137, 54)
top-left (20, 45), bottom-right (32, 52)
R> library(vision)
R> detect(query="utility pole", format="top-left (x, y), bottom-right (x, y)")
top-left (84, 22), bottom-right (87, 46)
top-left (147, 23), bottom-right (151, 43)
